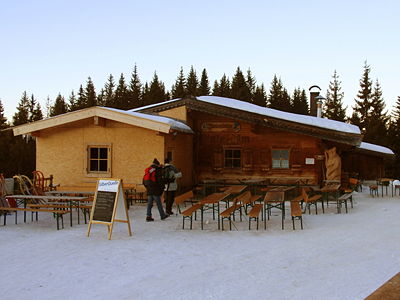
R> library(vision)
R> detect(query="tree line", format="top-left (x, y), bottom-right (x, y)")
top-left (1, 62), bottom-right (400, 177)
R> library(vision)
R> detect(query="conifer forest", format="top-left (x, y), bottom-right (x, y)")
top-left (1, 62), bottom-right (400, 178)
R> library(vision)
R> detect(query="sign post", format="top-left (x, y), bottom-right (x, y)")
top-left (87, 179), bottom-right (132, 240)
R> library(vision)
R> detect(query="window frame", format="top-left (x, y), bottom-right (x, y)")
top-left (271, 148), bottom-right (290, 169)
top-left (223, 148), bottom-right (242, 169)
top-left (86, 144), bottom-right (112, 177)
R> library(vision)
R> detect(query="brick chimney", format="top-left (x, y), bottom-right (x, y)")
top-left (309, 85), bottom-right (321, 117)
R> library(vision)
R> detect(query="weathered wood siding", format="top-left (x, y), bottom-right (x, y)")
top-left (190, 112), bottom-right (324, 184)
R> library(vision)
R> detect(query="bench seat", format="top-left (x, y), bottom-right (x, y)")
top-left (248, 204), bottom-right (263, 230)
top-left (0, 206), bottom-right (70, 230)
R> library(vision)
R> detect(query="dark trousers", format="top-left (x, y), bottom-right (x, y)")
top-left (164, 191), bottom-right (175, 214)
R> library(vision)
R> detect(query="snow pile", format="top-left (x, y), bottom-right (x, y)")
top-left (1, 190), bottom-right (400, 300)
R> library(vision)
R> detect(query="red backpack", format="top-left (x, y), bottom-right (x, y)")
top-left (143, 166), bottom-right (157, 185)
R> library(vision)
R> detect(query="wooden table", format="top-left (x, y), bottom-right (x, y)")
top-left (263, 186), bottom-right (296, 230)
top-left (321, 184), bottom-right (341, 211)
top-left (377, 178), bottom-right (393, 197)
top-left (224, 185), bottom-right (246, 194)
top-left (199, 192), bottom-right (231, 230)
top-left (8, 194), bottom-right (91, 226)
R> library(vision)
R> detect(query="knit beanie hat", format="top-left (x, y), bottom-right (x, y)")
top-left (152, 158), bottom-right (160, 165)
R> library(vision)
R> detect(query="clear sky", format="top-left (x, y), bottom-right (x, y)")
top-left (1, 0), bottom-right (399, 121)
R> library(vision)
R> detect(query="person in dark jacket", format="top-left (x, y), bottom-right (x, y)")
top-left (143, 158), bottom-right (169, 222)
top-left (163, 158), bottom-right (182, 215)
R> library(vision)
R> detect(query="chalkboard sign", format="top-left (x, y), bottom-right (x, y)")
top-left (92, 191), bottom-right (116, 222)
top-left (87, 179), bottom-right (132, 240)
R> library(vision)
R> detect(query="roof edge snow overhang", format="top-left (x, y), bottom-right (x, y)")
top-left (136, 98), bottom-right (362, 146)
top-left (12, 106), bottom-right (173, 136)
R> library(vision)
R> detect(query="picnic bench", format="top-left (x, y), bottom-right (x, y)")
top-left (3, 194), bottom-right (91, 228)
top-left (181, 203), bottom-right (203, 230)
top-left (290, 200), bottom-right (303, 230)
top-left (0, 206), bottom-right (70, 230)
top-left (220, 191), bottom-right (261, 230)
top-left (248, 204), bottom-right (263, 230)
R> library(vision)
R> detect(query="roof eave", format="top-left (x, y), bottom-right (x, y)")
top-left (12, 106), bottom-right (172, 136)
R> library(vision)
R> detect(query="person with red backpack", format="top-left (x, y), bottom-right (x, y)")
top-left (143, 158), bottom-right (169, 222)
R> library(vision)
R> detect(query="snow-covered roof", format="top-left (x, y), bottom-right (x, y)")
top-left (131, 96), bottom-right (361, 135)
top-left (102, 107), bottom-right (192, 133)
top-left (197, 96), bottom-right (361, 134)
top-left (358, 142), bottom-right (394, 155)
top-left (12, 106), bottom-right (193, 136)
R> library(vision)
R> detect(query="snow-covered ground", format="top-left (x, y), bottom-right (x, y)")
top-left (1, 188), bottom-right (399, 300)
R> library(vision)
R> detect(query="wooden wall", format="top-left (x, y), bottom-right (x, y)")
top-left (342, 152), bottom-right (384, 180)
top-left (36, 118), bottom-right (165, 187)
top-left (190, 112), bottom-right (325, 185)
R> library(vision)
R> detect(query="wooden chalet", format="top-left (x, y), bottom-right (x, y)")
top-left (11, 96), bottom-right (394, 191)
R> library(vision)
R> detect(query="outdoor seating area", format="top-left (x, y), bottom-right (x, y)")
top-left (2, 171), bottom-right (400, 233)
top-left (174, 177), bottom-right (373, 231)
top-left (0, 171), bottom-right (94, 230)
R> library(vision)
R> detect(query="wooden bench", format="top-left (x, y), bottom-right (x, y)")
top-left (235, 191), bottom-right (261, 220)
top-left (0, 207), bottom-right (70, 230)
top-left (28, 203), bottom-right (93, 223)
top-left (337, 193), bottom-right (352, 213)
top-left (301, 188), bottom-right (322, 214)
top-left (181, 203), bottom-right (203, 229)
top-left (369, 185), bottom-right (378, 197)
top-left (248, 204), bottom-right (263, 230)
top-left (220, 203), bottom-right (241, 231)
top-left (175, 190), bottom-right (196, 214)
top-left (290, 200), bottom-right (303, 230)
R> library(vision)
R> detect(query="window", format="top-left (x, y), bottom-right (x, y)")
top-left (224, 149), bottom-right (241, 168)
top-left (87, 145), bottom-right (111, 174)
top-left (272, 149), bottom-right (289, 169)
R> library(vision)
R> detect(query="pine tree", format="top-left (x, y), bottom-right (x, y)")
top-left (212, 74), bottom-right (231, 97)
top-left (141, 82), bottom-right (150, 106)
top-left (76, 85), bottom-right (87, 110)
top-left (268, 75), bottom-right (291, 112)
top-left (246, 68), bottom-right (256, 103)
top-left (147, 72), bottom-right (167, 105)
top-left (231, 67), bottom-right (252, 102)
top-left (68, 90), bottom-right (78, 111)
top-left (13, 91), bottom-right (30, 125)
top-left (292, 88), bottom-right (309, 115)
top-left (114, 73), bottom-right (130, 109)
top-left (253, 84), bottom-right (267, 107)
top-left (0, 99), bottom-right (13, 176)
top-left (186, 66), bottom-right (198, 96)
top-left (44, 96), bottom-right (52, 118)
top-left (0, 99), bottom-right (8, 129)
top-left (350, 61), bottom-right (373, 132)
top-left (85, 77), bottom-right (97, 107)
top-left (103, 74), bottom-right (116, 107)
top-left (97, 88), bottom-right (105, 106)
top-left (198, 68), bottom-right (210, 96)
top-left (128, 64), bottom-right (142, 108)
top-left (363, 80), bottom-right (389, 145)
top-left (323, 70), bottom-right (346, 121)
top-left (171, 67), bottom-right (186, 99)
top-left (388, 96), bottom-right (400, 177)
top-left (50, 93), bottom-right (68, 116)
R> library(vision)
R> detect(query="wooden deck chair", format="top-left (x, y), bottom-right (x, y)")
top-left (290, 200), bottom-right (303, 230)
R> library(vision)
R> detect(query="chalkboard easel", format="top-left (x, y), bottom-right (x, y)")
top-left (87, 179), bottom-right (132, 240)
